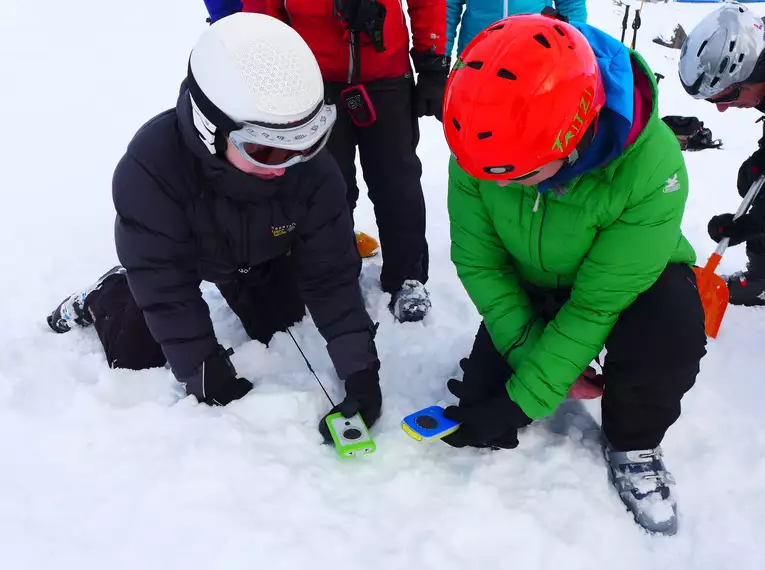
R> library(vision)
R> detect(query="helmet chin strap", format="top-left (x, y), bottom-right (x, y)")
top-left (565, 117), bottom-right (598, 167)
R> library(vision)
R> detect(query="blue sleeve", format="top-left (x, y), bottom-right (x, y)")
top-left (446, 0), bottom-right (466, 58)
top-left (203, 0), bottom-right (243, 23)
top-left (555, 0), bottom-right (587, 24)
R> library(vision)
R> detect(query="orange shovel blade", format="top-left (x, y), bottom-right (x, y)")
top-left (692, 254), bottom-right (729, 338)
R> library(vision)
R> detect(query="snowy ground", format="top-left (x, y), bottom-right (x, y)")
top-left (1, 1), bottom-right (764, 568)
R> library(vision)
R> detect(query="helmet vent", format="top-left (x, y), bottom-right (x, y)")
top-left (730, 63), bottom-right (738, 74)
top-left (710, 76), bottom-right (720, 88)
top-left (719, 57), bottom-right (730, 74)
top-left (553, 25), bottom-right (566, 37)
top-left (452, 117), bottom-right (461, 131)
top-left (730, 41), bottom-right (736, 53)
top-left (477, 131), bottom-right (493, 140)
top-left (466, 61), bottom-right (484, 70)
top-left (697, 41), bottom-right (708, 57)
top-left (484, 165), bottom-right (515, 175)
top-left (739, 53), bottom-right (745, 62)
top-left (497, 68), bottom-right (517, 80)
top-left (534, 34), bottom-right (551, 49)
top-left (488, 24), bottom-right (505, 32)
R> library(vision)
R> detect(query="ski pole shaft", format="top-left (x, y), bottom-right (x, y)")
top-left (621, 5), bottom-right (630, 43)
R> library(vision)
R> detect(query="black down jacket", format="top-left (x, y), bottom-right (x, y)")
top-left (112, 86), bottom-right (378, 396)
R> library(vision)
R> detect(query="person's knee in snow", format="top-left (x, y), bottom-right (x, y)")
top-left (48, 13), bottom-right (382, 439)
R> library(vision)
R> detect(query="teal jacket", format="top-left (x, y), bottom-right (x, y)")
top-left (446, 0), bottom-right (588, 57)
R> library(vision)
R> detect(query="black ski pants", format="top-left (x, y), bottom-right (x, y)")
top-left (324, 75), bottom-right (428, 294)
top-left (461, 264), bottom-right (707, 451)
top-left (85, 256), bottom-right (306, 371)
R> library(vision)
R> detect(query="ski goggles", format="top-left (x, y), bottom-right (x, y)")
top-left (484, 165), bottom-right (545, 181)
top-left (228, 102), bottom-right (337, 169)
top-left (707, 85), bottom-right (742, 104)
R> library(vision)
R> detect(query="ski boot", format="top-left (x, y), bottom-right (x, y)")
top-left (604, 439), bottom-right (678, 536)
top-left (355, 231), bottom-right (380, 258)
top-left (47, 266), bottom-right (126, 333)
top-left (389, 280), bottom-right (431, 323)
top-left (725, 250), bottom-right (765, 306)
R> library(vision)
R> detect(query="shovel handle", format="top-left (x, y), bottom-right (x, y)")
top-left (701, 252), bottom-right (723, 279)
top-left (712, 176), bottom-right (765, 259)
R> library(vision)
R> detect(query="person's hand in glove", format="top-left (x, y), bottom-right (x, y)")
top-left (441, 379), bottom-right (532, 449)
top-left (707, 212), bottom-right (765, 246)
top-left (184, 345), bottom-right (252, 406)
top-left (737, 146), bottom-right (765, 197)
top-left (319, 369), bottom-right (382, 444)
top-left (450, 356), bottom-right (507, 406)
top-left (410, 50), bottom-right (450, 122)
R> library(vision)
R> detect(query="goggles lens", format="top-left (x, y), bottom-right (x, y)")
top-left (229, 103), bottom-right (336, 169)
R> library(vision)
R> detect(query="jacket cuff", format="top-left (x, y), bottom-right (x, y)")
top-left (326, 328), bottom-right (380, 380)
top-left (411, 49), bottom-right (451, 75)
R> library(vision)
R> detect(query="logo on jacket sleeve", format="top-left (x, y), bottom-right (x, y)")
top-left (663, 173), bottom-right (681, 193)
top-left (272, 222), bottom-right (297, 237)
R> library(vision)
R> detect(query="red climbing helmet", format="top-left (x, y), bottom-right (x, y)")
top-left (443, 13), bottom-right (605, 180)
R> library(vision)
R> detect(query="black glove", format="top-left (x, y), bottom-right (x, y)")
top-left (319, 369), bottom-right (382, 444)
top-left (707, 213), bottom-right (765, 246)
top-left (737, 147), bottom-right (765, 197)
top-left (441, 379), bottom-right (532, 449)
top-left (195, 345), bottom-right (253, 406)
top-left (451, 357), bottom-right (507, 407)
top-left (411, 50), bottom-right (450, 122)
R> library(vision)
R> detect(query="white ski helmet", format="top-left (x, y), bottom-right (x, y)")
top-left (186, 12), bottom-right (335, 163)
top-left (679, 3), bottom-right (765, 100)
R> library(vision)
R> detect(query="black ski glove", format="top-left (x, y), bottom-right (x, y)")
top-left (192, 345), bottom-right (253, 406)
top-left (319, 369), bottom-right (382, 444)
top-left (441, 379), bottom-right (532, 449)
top-left (708, 212), bottom-right (765, 246)
top-left (411, 50), bottom-right (450, 122)
top-left (450, 356), bottom-right (508, 407)
top-left (737, 147), bottom-right (765, 197)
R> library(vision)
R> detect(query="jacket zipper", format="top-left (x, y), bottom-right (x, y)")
top-left (537, 193), bottom-right (547, 273)
top-left (240, 208), bottom-right (249, 270)
top-left (528, 189), bottom-right (547, 274)
top-left (348, 41), bottom-right (354, 83)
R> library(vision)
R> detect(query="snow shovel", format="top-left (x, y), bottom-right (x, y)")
top-left (693, 176), bottom-right (765, 338)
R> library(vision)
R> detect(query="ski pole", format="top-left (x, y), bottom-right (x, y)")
top-left (621, 3), bottom-right (631, 44)
top-left (631, 0), bottom-right (645, 50)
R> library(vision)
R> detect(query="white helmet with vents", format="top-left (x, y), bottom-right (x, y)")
top-left (187, 12), bottom-right (335, 168)
top-left (679, 3), bottom-right (765, 100)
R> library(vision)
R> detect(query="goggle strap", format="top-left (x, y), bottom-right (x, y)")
top-left (186, 59), bottom-right (239, 135)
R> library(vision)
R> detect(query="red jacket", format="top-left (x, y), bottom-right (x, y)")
top-left (242, 0), bottom-right (446, 83)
